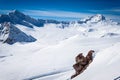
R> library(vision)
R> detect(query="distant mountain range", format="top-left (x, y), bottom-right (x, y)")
top-left (0, 10), bottom-right (68, 44)
top-left (0, 10), bottom-right (119, 44)
top-left (0, 10), bottom-right (68, 28)
top-left (0, 10), bottom-right (111, 28)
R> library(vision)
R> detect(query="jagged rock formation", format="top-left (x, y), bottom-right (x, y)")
top-left (0, 22), bottom-right (36, 44)
top-left (71, 50), bottom-right (95, 79)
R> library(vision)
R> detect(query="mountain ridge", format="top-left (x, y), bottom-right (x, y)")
top-left (0, 10), bottom-right (119, 44)
top-left (0, 22), bottom-right (36, 44)
top-left (0, 10), bottom-right (118, 27)
top-left (0, 10), bottom-right (68, 28)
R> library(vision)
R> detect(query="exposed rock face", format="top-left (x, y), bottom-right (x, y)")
top-left (0, 22), bottom-right (10, 42)
top-left (71, 50), bottom-right (95, 79)
top-left (0, 22), bottom-right (36, 44)
top-left (0, 14), bottom-right (10, 23)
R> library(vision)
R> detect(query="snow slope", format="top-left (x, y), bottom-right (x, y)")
top-left (0, 14), bottom-right (120, 80)
top-left (1, 36), bottom-right (120, 80)
top-left (73, 43), bottom-right (120, 80)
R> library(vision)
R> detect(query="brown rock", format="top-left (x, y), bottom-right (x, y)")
top-left (71, 50), bottom-right (95, 79)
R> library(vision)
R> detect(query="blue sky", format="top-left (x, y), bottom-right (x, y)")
top-left (0, 0), bottom-right (120, 21)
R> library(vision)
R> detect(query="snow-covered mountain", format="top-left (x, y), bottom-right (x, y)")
top-left (0, 10), bottom-right (68, 44)
top-left (0, 10), bottom-right (120, 80)
top-left (0, 10), bottom-right (41, 28)
top-left (76, 14), bottom-right (104, 25)
top-left (0, 22), bottom-right (36, 44)
top-left (0, 10), bottom-right (67, 28)
top-left (80, 14), bottom-right (105, 23)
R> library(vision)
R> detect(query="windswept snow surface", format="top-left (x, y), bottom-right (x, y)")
top-left (73, 43), bottom-right (120, 80)
top-left (0, 16), bottom-right (120, 80)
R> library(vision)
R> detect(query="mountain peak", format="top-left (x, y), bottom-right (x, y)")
top-left (90, 14), bottom-right (106, 22)
top-left (8, 10), bottom-right (25, 18)
top-left (11, 10), bottom-right (23, 15)
top-left (11, 10), bottom-right (20, 13)
top-left (80, 14), bottom-right (106, 23)
top-left (0, 22), bottom-right (36, 44)
top-left (79, 14), bottom-right (118, 26)
top-left (94, 14), bottom-right (103, 17)
top-left (93, 14), bottom-right (105, 19)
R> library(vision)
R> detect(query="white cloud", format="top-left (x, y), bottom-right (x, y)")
top-left (89, 8), bottom-right (120, 13)
top-left (22, 10), bottom-right (120, 22)
top-left (104, 14), bottom-right (120, 22)
top-left (110, 9), bottom-right (120, 12)
top-left (23, 10), bottom-right (94, 18)
top-left (0, 10), bottom-right (11, 14)
top-left (0, 9), bottom-right (120, 22)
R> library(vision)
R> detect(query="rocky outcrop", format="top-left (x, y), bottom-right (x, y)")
top-left (71, 50), bottom-right (95, 79)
